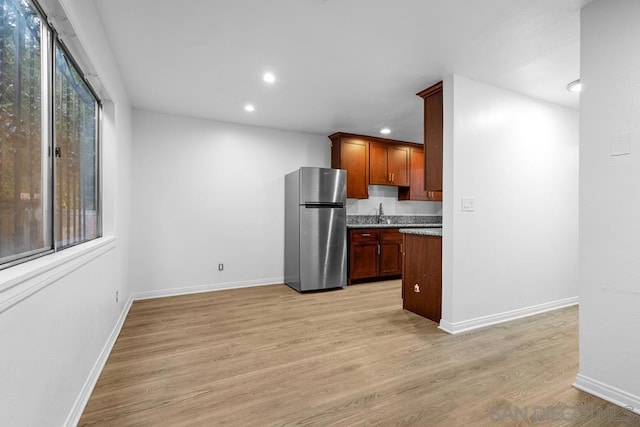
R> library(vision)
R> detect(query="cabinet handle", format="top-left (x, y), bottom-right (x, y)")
top-left (361, 233), bottom-right (371, 237)
top-left (400, 243), bottom-right (403, 255)
top-left (392, 173), bottom-right (395, 182)
top-left (414, 284), bottom-right (421, 293)
top-left (378, 244), bottom-right (381, 255)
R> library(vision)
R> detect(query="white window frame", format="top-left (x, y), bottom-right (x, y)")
top-left (0, 0), bottom-right (103, 272)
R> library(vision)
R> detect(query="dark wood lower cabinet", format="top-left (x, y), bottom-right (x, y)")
top-left (379, 229), bottom-right (402, 277)
top-left (402, 234), bottom-right (442, 323)
top-left (349, 230), bottom-right (379, 281)
top-left (348, 228), bottom-right (402, 284)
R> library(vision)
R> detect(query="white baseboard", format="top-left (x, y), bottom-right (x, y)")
top-left (65, 294), bottom-right (134, 427)
top-left (438, 296), bottom-right (579, 334)
top-left (574, 374), bottom-right (640, 415)
top-left (132, 277), bottom-right (284, 301)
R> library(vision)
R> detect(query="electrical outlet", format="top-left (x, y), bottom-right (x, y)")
top-left (116, 291), bottom-right (119, 303)
top-left (218, 263), bottom-right (224, 271)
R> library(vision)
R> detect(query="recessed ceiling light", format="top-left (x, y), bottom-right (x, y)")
top-left (380, 128), bottom-right (391, 135)
top-left (244, 104), bottom-right (255, 112)
top-left (263, 72), bottom-right (276, 84)
top-left (567, 79), bottom-right (582, 93)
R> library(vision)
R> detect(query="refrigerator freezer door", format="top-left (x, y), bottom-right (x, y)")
top-left (299, 206), bottom-right (347, 291)
top-left (299, 167), bottom-right (346, 205)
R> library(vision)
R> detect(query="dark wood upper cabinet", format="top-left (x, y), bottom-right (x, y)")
top-left (369, 142), bottom-right (390, 185)
top-left (388, 145), bottom-right (410, 186)
top-left (369, 142), bottom-right (410, 186)
top-left (330, 134), bottom-right (369, 199)
top-left (398, 146), bottom-right (428, 201)
top-left (330, 132), bottom-right (422, 199)
top-left (417, 81), bottom-right (444, 202)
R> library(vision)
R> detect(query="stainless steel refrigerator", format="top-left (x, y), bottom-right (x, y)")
top-left (284, 167), bottom-right (347, 292)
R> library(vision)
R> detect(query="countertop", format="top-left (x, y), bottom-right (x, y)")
top-left (399, 228), bottom-right (443, 237)
top-left (348, 223), bottom-right (442, 229)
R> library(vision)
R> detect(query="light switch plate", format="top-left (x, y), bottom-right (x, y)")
top-left (611, 131), bottom-right (631, 156)
top-left (462, 197), bottom-right (476, 211)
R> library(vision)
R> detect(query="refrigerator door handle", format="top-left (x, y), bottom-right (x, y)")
top-left (303, 203), bottom-right (345, 209)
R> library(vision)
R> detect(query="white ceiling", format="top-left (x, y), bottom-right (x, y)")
top-left (93, 0), bottom-right (593, 143)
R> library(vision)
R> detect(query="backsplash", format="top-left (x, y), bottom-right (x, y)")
top-left (347, 215), bottom-right (442, 225)
top-left (346, 185), bottom-right (442, 216)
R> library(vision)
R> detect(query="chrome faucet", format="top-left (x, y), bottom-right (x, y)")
top-left (378, 203), bottom-right (384, 223)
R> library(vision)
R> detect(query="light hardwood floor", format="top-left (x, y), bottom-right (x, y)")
top-left (80, 281), bottom-right (638, 426)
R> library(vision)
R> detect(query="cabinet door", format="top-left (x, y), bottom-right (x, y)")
top-left (388, 145), bottom-right (410, 186)
top-left (423, 236), bottom-right (442, 322)
top-left (341, 138), bottom-right (369, 199)
top-left (424, 89), bottom-right (443, 197)
top-left (409, 147), bottom-right (428, 200)
top-left (380, 229), bottom-right (403, 277)
top-left (402, 234), bottom-right (427, 316)
top-left (369, 143), bottom-right (389, 185)
top-left (349, 229), bottom-right (379, 282)
top-left (402, 234), bottom-right (442, 323)
top-left (397, 146), bottom-right (428, 201)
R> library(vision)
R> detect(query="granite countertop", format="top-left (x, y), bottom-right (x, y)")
top-left (347, 215), bottom-right (442, 229)
top-left (399, 228), bottom-right (443, 237)
top-left (348, 223), bottom-right (442, 229)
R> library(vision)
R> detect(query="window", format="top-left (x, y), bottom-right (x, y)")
top-left (54, 44), bottom-right (99, 248)
top-left (0, 0), bottom-right (50, 266)
top-left (0, 0), bottom-right (100, 269)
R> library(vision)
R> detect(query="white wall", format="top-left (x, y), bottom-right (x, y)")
top-left (441, 75), bottom-right (579, 332)
top-left (0, 0), bottom-right (133, 425)
top-left (130, 110), bottom-right (330, 296)
top-left (575, 0), bottom-right (640, 412)
top-left (346, 185), bottom-right (442, 216)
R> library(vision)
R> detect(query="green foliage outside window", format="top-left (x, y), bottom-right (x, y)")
top-left (0, 0), bottom-right (100, 266)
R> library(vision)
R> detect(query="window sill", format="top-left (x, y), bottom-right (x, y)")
top-left (0, 236), bottom-right (117, 314)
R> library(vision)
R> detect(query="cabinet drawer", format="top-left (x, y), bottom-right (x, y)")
top-left (350, 229), bottom-right (379, 242)
top-left (380, 228), bottom-right (402, 242)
